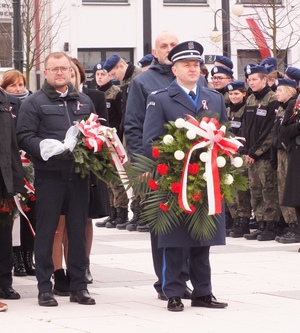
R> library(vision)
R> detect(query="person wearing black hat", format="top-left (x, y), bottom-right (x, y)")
top-left (125, 32), bottom-right (194, 304)
top-left (211, 66), bottom-right (234, 107)
top-left (92, 62), bottom-right (129, 230)
top-left (285, 67), bottom-right (300, 92)
top-left (137, 54), bottom-right (154, 72)
top-left (224, 81), bottom-right (252, 238)
top-left (143, 40), bottom-right (228, 312)
top-left (239, 65), bottom-right (282, 241)
top-left (102, 54), bottom-right (142, 228)
top-left (271, 79), bottom-right (300, 244)
top-left (214, 55), bottom-right (234, 69)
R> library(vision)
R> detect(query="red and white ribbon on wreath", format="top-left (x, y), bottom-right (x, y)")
top-left (14, 178), bottom-right (36, 237)
top-left (77, 113), bottom-right (132, 198)
top-left (178, 115), bottom-right (243, 215)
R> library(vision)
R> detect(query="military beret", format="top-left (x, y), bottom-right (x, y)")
top-left (244, 64), bottom-right (268, 77)
top-left (260, 57), bottom-right (278, 69)
top-left (226, 80), bottom-right (246, 92)
top-left (92, 61), bottom-right (105, 75)
top-left (167, 41), bottom-right (203, 63)
top-left (103, 54), bottom-right (121, 73)
top-left (285, 67), bottom-right (300, 82)
top-left (211, 66), bottom-right (234, 78)
top-left (138, 54), bottom-right (154, 68)
top-left (264, 64), bottom-right (276, 73)
top-left (214, 55), bottom-right (233, 69)
top-left (275, 78), bottom-right (297, 89)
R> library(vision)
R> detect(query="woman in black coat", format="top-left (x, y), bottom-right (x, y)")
top-left (0, 88), bottom-right (25, 306)
top-left (279, 94), bottom-right (300, 241)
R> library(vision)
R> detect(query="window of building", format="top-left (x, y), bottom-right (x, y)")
top-left (240, 0), bottom-right (282, 5)
top-left (77, 48), bottom-right (133, 88)
top-left (163, 0), bottom-right (207, 4)
top-left (237, 49), bottom-right (286, 82)
top-left (82, 0), bottom-right (128, 4)
top-left (0, 22), bottom-right (12, 68)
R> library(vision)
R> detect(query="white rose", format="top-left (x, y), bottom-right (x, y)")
top-left (174, 150), bottom-right (185, 160)
top-left (163, 134), bottom-right (174, 145)
top-left (199, 152), bottom-right (209, 162)
top-left (175, 118), bottom-right (185, 128)
top-left (217, 156), bottom-right (226, 168)
top-left (186, 129), bottom-right (196, 140)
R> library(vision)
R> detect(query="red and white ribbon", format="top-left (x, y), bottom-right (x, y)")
top-left (178, 115), bottom-right (243, 215)
top-left (77, 113), bottom-right (132, 198)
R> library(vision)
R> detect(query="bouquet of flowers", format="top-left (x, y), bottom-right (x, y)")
top-left (39, 113), bottom-right (132, 198)
top-left (127, 115), bottom-right (248, 241)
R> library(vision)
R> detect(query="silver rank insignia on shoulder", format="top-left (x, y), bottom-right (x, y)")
top-left (147, 101), bottom-right (155, 109)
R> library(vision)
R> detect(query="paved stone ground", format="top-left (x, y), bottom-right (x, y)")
top-left (1, 218), bottom-right (300, 333)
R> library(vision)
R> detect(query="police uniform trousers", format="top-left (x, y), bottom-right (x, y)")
top-left (150, 232), bottom-right (190, 294)
top-left (161, 246), bottom-right (212, 299)
top-left (0, 223), bottom-right (13, 288)
top-left (34, 170), bottom-right (89, 293)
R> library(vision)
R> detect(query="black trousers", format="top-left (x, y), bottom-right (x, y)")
top-left (0, 223), bottom-right (13, 288)
top-left (34, 173), bottom-right (89, 293)
top-left (150, 231), bottom-right (190, 294)
top-left (162, 246), bottom-right (212, 299)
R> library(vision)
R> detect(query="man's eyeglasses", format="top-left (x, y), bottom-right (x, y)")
top-left (46, 66), bottom-right (70, 74)
top-left (212, 77), bottom-right (229, 82)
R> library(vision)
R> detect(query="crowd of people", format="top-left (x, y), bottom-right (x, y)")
top-left (1, 31), bottom-right (300, 313)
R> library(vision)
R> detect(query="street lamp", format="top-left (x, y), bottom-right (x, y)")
top-left (210, 0), bottom-right (244, 58)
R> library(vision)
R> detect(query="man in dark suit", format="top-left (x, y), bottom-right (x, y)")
top-left (143, 41), bottom-right (229, 312)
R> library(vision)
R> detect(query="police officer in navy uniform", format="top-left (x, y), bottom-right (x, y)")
top-left (143, 41), bottom-right (228, 312)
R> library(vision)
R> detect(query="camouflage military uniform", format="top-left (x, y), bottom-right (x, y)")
top-left (226, 104), bottom-right (252, 237)
top-left (239, 85), bottom-right (281, 240)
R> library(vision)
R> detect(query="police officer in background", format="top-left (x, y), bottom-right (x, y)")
top-left (143, 40), bottom-right (228, 312)
top-left (16, 52), bottom-right (96, 307)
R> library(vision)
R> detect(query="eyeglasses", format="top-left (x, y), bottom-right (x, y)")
top-left (46, 66), bottom-right (70, 74)
top-left (212, 77), bottom-right (229, 82)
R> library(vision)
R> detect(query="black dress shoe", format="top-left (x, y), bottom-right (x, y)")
top-left (157, 291), bottom-right (167, 301)
top-left (0, 286), bottom-right (20, 300)
top-left (167, 296), bottom-right (184, 312)
top-left (191, 294), bottom-right (228, 308)
top-left (183, 286), bottom-right (192, 299)
top-left (70, 290), bottom-right (96, 305)
top-left (38, 292), bottom-right (58, 307)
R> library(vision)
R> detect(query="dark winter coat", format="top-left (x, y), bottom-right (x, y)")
top-left (125, 59), bottom-right (207, 159)
top-left (0, 89), bottom-right (24, 200)
top-left (280, 98), bottom-right (300, 207)
top-left (143, 80), bottom-right (228, 248)
top-left (16, 80), bottom-right (95, 172)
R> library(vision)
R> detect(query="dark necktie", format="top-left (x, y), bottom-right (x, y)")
top-left (189, 91), bottom-right (196, 100)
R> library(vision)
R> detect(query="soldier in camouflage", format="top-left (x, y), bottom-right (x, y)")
top-left (224, 81), bottom-right (252, 238)
top-left (239, 65), bottom-right (281, 241)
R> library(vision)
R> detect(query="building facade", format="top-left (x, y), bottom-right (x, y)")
top-left (1, 0), bottom-right (300, 90)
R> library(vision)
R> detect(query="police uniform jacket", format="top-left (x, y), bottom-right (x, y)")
top-left (16, 80), bottom-right (95, 173)
top-left (238, 85), bottom-right (278, 160)
top-left (125, 59), bottom-right (207, 159)
top-left (280, 98), bottom-right (300, 207)
top-left (0, 89), bottom-right (24, 200)
top-left (143, 80), bottom-right (228, 248)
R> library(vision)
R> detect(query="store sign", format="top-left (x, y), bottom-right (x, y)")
top-left (0, 1), bottom-right (13, 18)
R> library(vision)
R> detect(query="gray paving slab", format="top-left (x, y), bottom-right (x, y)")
top-left (1, 218), bottom-right (300, 333)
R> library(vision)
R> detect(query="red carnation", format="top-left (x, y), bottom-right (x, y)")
top-left (148, 179), bottom-right (159, 190)
top-left (188, 163), bottom-right (200, 175)
top-left (157, 163), bottom-right (169, 175)
top-left (186, 205), bottom-right (196, 214)
top-left (159, 202), bottom-right (169, 211)
top-left (192, 193), bottom-right (202, 201)
top-left (152, 147), bottom-right (160, 159)
top-left (171, 182), bottom-right (180, 194)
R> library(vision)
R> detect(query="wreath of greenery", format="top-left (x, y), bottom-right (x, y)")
top-left (126, 116), bottom-right (248, 241)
